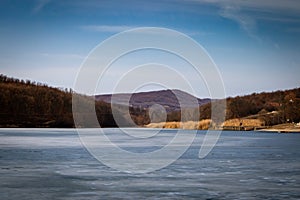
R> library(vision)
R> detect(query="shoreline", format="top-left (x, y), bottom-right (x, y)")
top-left (1, 123), bottom-right (300, 133)
top-left (257, 128), bottom-right (300, 133)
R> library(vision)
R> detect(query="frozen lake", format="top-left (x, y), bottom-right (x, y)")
top-left (0, 128), bottom-right (300, 199)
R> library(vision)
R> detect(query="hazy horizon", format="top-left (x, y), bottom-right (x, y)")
top-left (2, 72), bottom-right (299, 100)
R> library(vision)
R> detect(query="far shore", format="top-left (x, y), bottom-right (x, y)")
top-left (257, 123), bottom-right (300, 133)
top-left (145, 120), bottom-right (300, 133)
top-left (1, 121), bottom-right (300, 133)
top-left (257, 129), bottom-right (300, 133)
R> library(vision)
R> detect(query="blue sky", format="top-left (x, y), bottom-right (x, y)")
top-left (0, 0), bottom-right (300, 97)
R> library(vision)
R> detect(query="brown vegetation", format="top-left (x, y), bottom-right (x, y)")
top-left (146, 119), bottom-right (212, 130)
top-left (0, 74), bottom-right (74, 127)
top-left (1, 74), bottom-right (299, 129)
top-left (0, 74), bottom-right (129, 127)
top-left (222, 119), bottom-right (264, 127)
top-left (200, 88), bottom-right (300, 125)
top-left (146, 88), bottom-right (300, 130)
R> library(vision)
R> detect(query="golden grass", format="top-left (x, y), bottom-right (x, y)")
top-left (222, 118), bottom-right (263, 127)
top-left (145, 119), bottom-right (213, 130)
top-left (145, 118), bottom-right (264, 130)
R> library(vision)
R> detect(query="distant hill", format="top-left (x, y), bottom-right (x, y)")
top-left (95, 89), bottom-right (210, 112)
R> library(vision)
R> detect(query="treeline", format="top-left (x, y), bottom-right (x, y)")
top-left (197, 88), bottom-right (300, 125)
top-left (0, 74), bottom-right (139, 128)
top-left (1, 74), bottom-right (299, 127)
top-left (0, 74), bottom-right (74, 127)
top-left (0, 74), bottom-right (200, 127)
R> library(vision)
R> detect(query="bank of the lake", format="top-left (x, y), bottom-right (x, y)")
top-left (146, 120), bottom-right (300, 133)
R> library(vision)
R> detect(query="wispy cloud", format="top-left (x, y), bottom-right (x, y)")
top-left (218, 5), bottom-right (261, 41)
top-left (40, 53), bottom-right (85, 60)
top-left (200, 0), bottom-right (300, 14)
top-left (81, 25), bottom-right (137, 33)
top-left (181, 30), bottom-right (214, 37)
top-left (190, 0), bottom-right (300, 41)
top-left (32, 0), bottom-right (50, 14)
top-left (81, 25), bottom-right (213, 38)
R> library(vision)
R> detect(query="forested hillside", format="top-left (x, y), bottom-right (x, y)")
top-left (198, 88), bottom-right (300, 125)
top-left (0, 74), bottom-right (123, 127)
top-left (1, 74), bottom-right (299, 127)
top-left (0, 74), bottom-right (73, 127)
